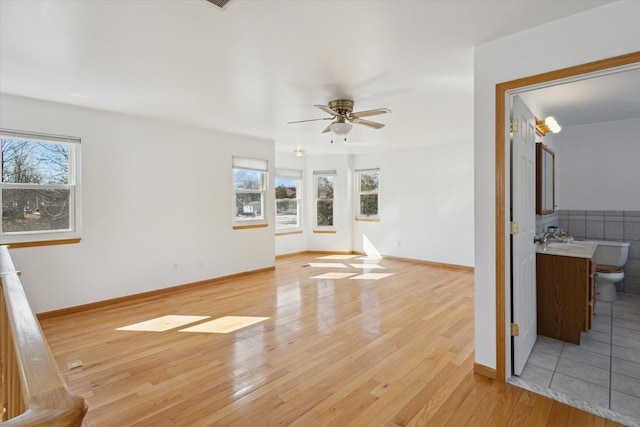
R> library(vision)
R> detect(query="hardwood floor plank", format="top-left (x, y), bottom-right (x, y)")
top-left (337, 344), bottom-right (448, 425)
top-left (547, 401), bottom-right (580, 426)
top-left (525, 393), bottom-right (553, 426)
top-left (403, 354), bottom-right (475, 426)
top-left (464, 379), bottom-right (509, 425)
top-left (485, 381), bottom-right (526, 425)
top-left (37, 253), bottom-right (624, 426)
top-left (445, 374), bottom-right (495, 426)
top-left (415, 368), bottom-right (476, 425)
top-left (504, 386), bottom-right (537, 426)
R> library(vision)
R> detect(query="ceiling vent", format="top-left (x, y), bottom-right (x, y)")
top-left (205, 0), bottom-right (232, 10)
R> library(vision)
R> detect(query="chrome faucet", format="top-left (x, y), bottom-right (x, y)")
top-left (534, 232), bottom-right (554, 245)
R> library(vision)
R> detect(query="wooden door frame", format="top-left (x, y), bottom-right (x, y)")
top-left (494, 51), bottom-right (640, 382)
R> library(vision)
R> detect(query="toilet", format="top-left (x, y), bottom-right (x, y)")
top-left (586, 240), bottom-right (630, 302)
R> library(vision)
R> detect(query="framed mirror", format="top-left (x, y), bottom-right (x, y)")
top-left (536, 142), bottom-right (555, 215)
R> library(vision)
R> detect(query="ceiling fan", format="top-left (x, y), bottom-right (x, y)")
top-left (288, 99), bottom-right (390, 142)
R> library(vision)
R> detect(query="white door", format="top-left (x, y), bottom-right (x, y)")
top-left (511, 95), bottom-right (537, 376)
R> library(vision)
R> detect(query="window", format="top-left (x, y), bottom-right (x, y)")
top-left (356, 168), bottom-right (379, 220)
top-left (314, 170), bottom-right (336, 230)
top-left (0, 129), bottom-right (81, 245)
top-left (232, 157), bottom-right (268, 228)
top-left (275, 168), bottom-right (302, 232)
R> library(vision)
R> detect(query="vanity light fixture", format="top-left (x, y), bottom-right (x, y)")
top-left (294, 148), bottom-right (306, 157)
top-left (535, 116), bottom-right (562, 136)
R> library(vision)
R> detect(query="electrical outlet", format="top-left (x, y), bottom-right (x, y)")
top-left (172, 263), bottom-right (178, 271)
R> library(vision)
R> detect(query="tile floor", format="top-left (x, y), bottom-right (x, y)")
top-left (519, 291), bottom-right (640, 423)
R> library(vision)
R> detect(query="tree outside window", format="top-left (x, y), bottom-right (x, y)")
top-left (356, 168), bottom-right (379, 219)
top-left (315, 174), bottom-right (335, 228)
top-left (275, 172), bottom-right (301, 230)
top-left (0, 130), bottom-right (81, 245)
top-left (234, 169), bottom-right (265, 220)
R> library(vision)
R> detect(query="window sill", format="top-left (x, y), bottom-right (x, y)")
top-left (233, 223), bottom-right (268, 230)
top-left (276, 230), bottom-right (303, 236)
top-left (6, 238), bottom-right (81, 249)
top-left (355, 217), bottom-right (380, 222)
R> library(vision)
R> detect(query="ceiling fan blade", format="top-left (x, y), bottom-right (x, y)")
top-left (351, 108), bottom-right (391, 118)
top-left (287, 117), bottom-right (334, 124)
top-left (351, 118), bottom-right (386, 129)
top-left (314, 104), bottom-right (340, 116)
top-left (321, 124), bottom-right (333, 133)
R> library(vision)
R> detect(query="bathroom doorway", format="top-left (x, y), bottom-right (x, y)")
top-left (508, 61), bottom-right (640, 378)
top-left (495, 52), bottom-right (640, 384)
top-left (498, 55), bottom-right (640, 422)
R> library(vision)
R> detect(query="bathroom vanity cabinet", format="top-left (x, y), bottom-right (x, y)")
top-left (536, 253), bottom-right (596, 344)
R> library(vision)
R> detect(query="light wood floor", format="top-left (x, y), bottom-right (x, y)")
top-left (39, 253), bottom-right (622, 426)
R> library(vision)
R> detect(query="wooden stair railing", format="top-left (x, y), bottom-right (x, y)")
top-left (0, 246), bottom-right (87, 426)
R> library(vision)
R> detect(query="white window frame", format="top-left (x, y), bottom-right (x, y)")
top-left (313, 170), bottom-right (336, 232)
top-left (0, 129), bottom-right (82, 246)
top-left (232, 156), bottom-right (268, 229)
top-left (355, 168), bottom-right (380, 221)
top-left (275, 168), bottom-right (302, 233)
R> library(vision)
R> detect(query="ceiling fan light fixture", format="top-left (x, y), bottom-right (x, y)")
top-left (329, 121), bottom-right (352, 136)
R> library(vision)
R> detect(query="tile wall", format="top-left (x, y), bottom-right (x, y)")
top-left (537, 210), bottom-right (640, 294)
top-left (536, 212), bottom-right (559, 236)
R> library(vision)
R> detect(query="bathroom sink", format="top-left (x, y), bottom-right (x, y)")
top-left (537, 240), bottom-right (597, 259)
top-left (546, 242), bottom-right (588, 250)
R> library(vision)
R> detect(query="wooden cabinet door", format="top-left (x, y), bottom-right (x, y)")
top-left (536, 254), bottom-right (591, 345)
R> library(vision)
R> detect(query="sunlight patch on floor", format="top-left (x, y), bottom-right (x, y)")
top-left (350, 273), bottom-right (394, 280)
top-left (317, 254), bottom-right (359, 260)
top-left (308, 262), bottom-right (349, 268)
top-left (117, 315), bottom-right (210, 332)
top-left (179, 316), bottom-right (269, 334)
top-left (311, 272), bottom-right (359, 279)
top-left (309, 254), bottom-right (391, 281)
top-left (350, 264), bottom-right (385, 269)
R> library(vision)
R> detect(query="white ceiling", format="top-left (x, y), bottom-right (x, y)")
top-left (0, 0), bottom-right (624, 155)
top-left (525, 67), bottom-right (640, 128)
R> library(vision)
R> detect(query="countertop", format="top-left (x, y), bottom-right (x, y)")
top-left (535, 240), bottom-right (597, 259)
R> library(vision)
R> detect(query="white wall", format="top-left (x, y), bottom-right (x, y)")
top-left (277, 143), bottom-right (474, 269)
top-left (474, 1), bottom-right (640, 371)
top-left (274, 151), bottom-right (307, 256)
top-left (351, 143), bottom-right (474, 267)
top-left (556, 117), bottom-right (640, 210)
top-left (0, 94), bottom-right (275, 313)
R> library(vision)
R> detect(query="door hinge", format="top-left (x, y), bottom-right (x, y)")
top-left (511, 323), bottom-right (520, 336)
top-left (510, 221), bottom-right (519, 235)
top-left (510, 119), bottom-right (518, 133)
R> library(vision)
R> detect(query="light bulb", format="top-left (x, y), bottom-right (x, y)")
top-left (545, 116), bottom-right (561, 133)
top-left (329, 122), bottom-right (352, 136)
